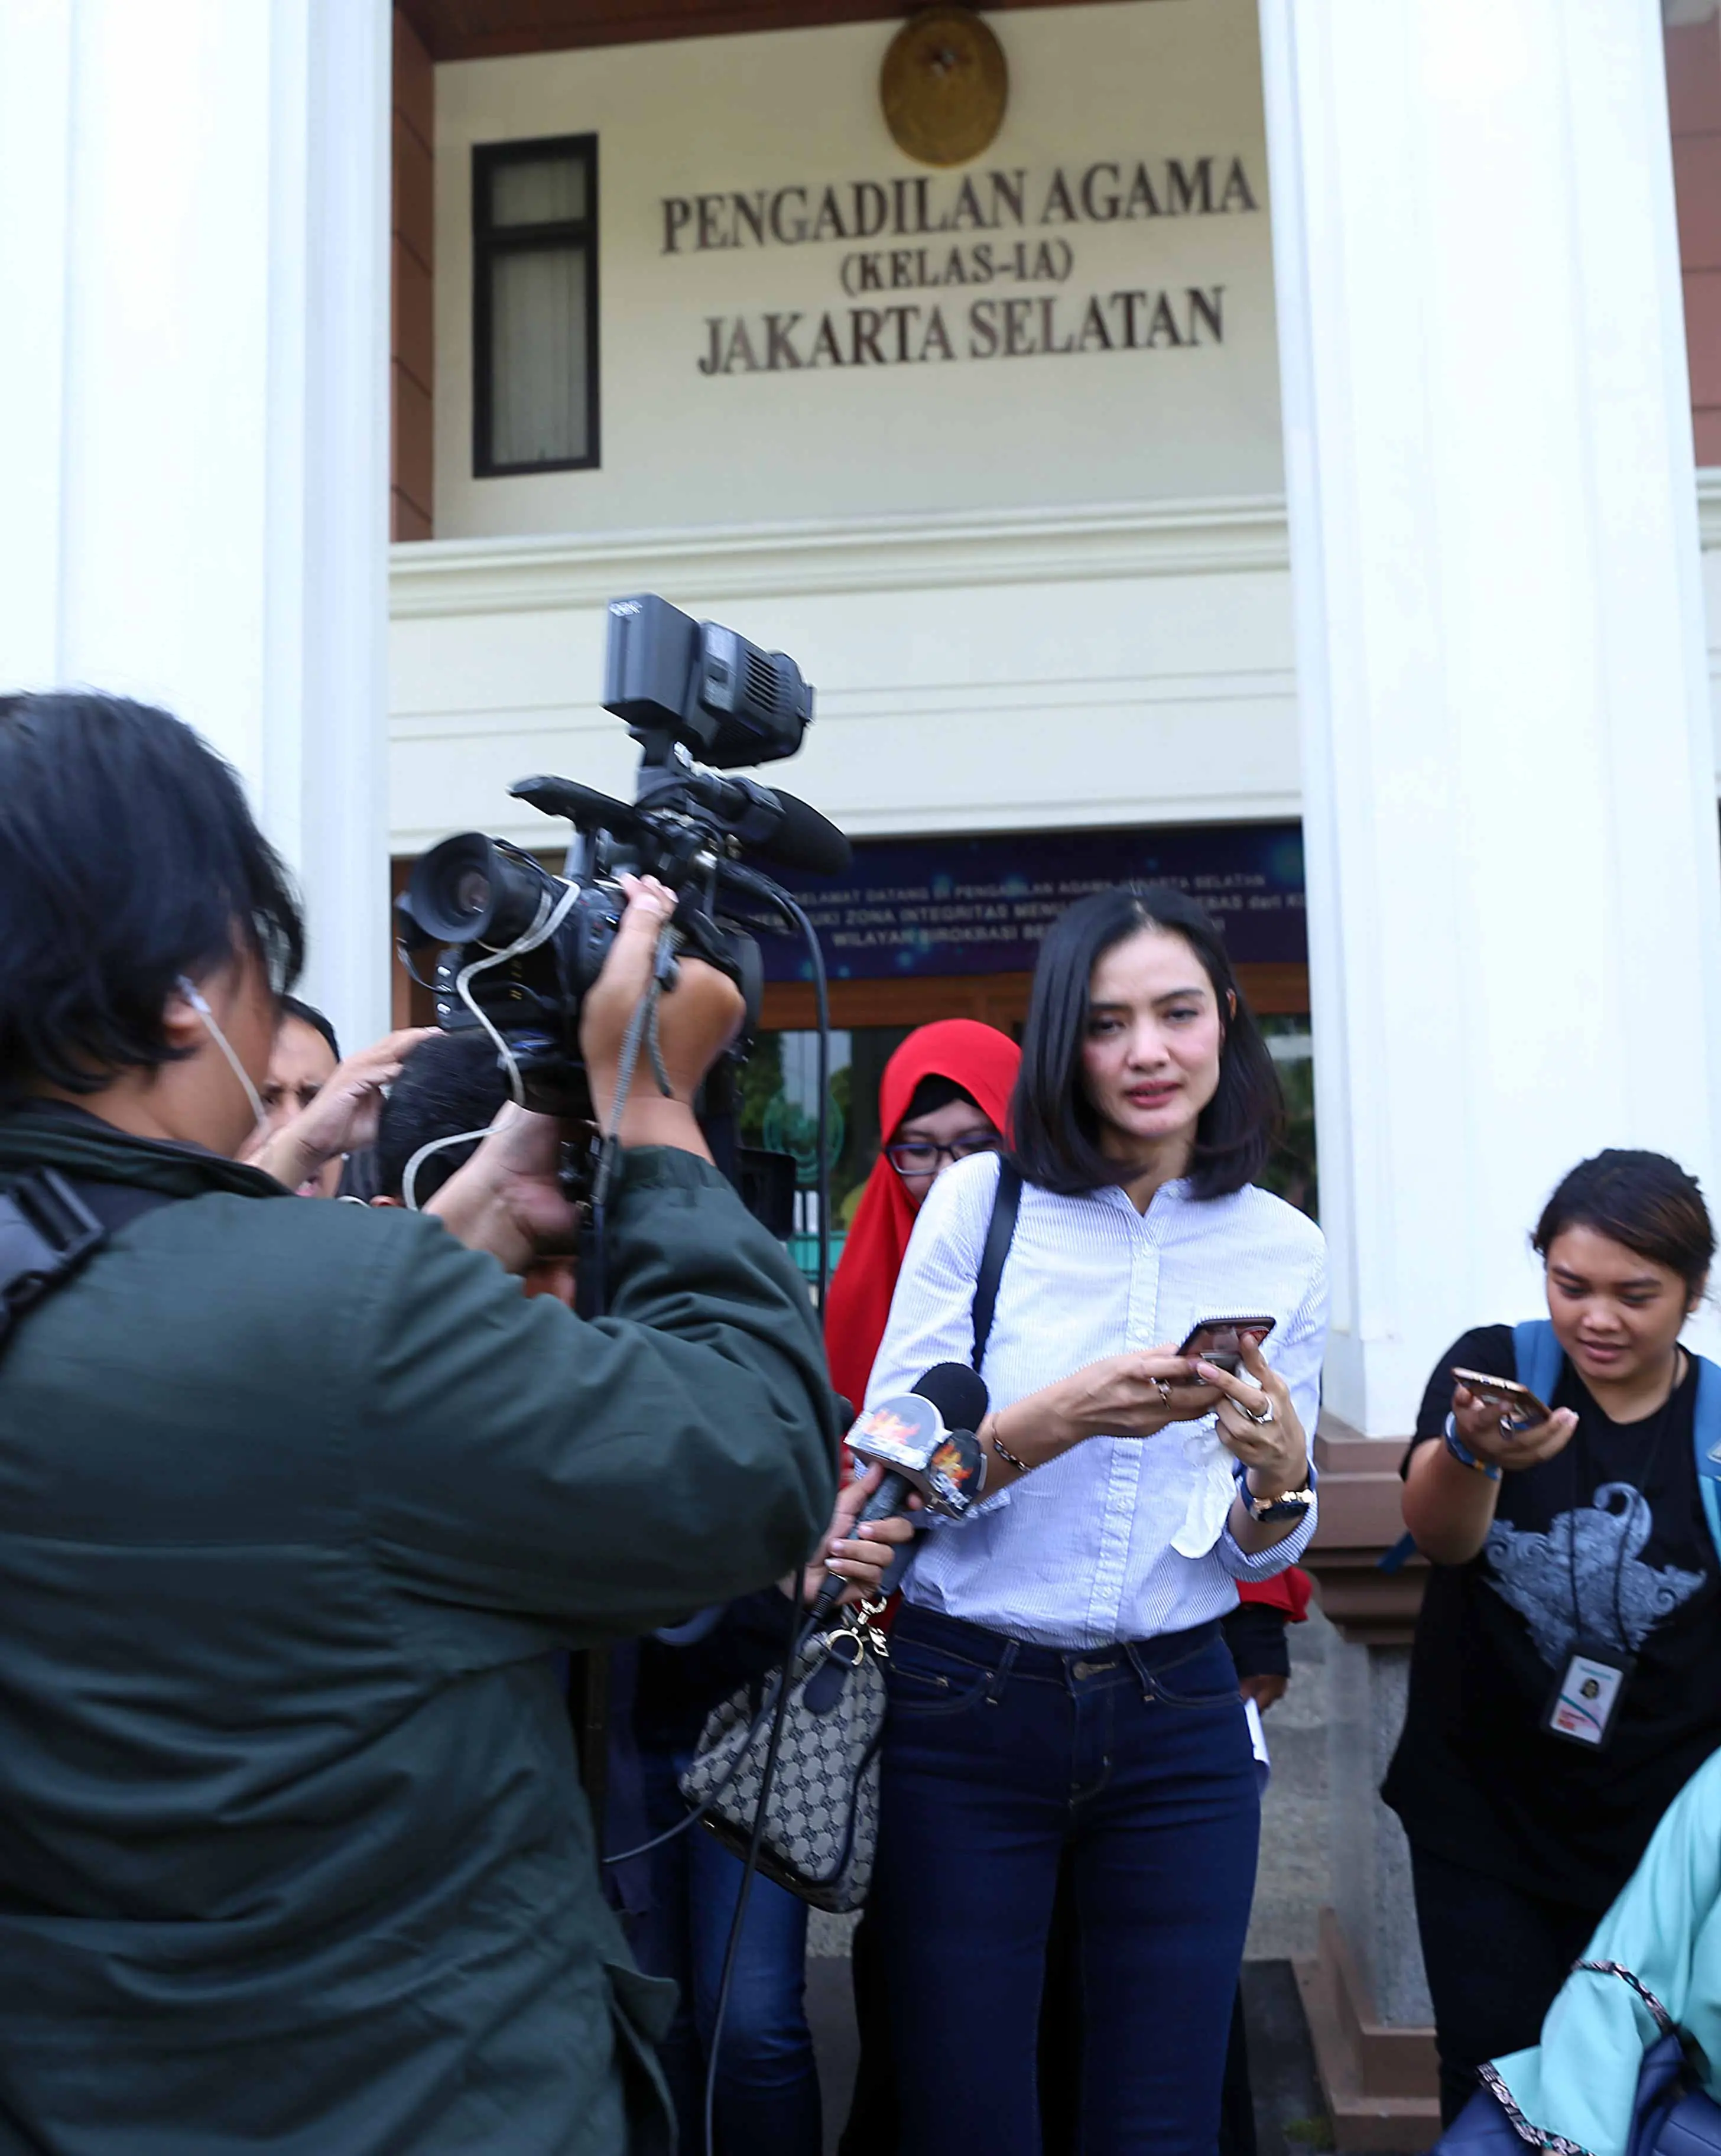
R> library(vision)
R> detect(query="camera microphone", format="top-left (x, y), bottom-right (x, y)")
top-left (808, 1362), bottom-right (989, 1626)
top-left (694, 774), bottom-right (853, 878)
top-left (752, 787), bottom-right (852, 877)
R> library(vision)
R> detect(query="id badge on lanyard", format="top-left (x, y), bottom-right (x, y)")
top-left (1542, 1641), bottom-right (1636, 1749)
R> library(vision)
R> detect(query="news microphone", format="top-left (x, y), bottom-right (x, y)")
top-left (808, 1362), bottom-right (990, 1625)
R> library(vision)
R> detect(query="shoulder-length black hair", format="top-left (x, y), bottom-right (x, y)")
top-left (1009, 884), bottom-right (1282, 1200)
top-left (0, 691), bottom-right (304, 1104)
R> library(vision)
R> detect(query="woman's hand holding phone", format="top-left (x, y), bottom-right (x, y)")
top-left (1449, 1384), bottom-right (1577, 1471)
top-left (1041, 1350), bottom-right (1223, 1444)
top-left (1194, 1336), bottom-right (1308, 1499)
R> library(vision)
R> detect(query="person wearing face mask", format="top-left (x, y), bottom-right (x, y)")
top-left (1384, 1151), bottom-right (1721, 2128)
top-left (864, 887), bottom-right (1327, 2156)
top-left (0, 691), bottom-right (839, 2156)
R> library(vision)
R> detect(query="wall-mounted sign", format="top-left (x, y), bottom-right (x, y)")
top-left (763, 822), bottom-right (1307, 983)
top-left (661, 155), bottom-right (1260, 376)
top-left (881, 9), bottom-right (1009, 168)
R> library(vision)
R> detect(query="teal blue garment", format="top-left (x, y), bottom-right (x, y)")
top-left (1488, 1747), bottom-right (1721, 2156)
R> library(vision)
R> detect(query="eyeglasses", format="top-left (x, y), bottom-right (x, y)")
top-left (884, 1133), bottom-right (1002, 1177)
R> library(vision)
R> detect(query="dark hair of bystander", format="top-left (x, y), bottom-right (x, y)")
top-left (279, 996), bottom-right (340, 1066)
top-left (1532, 1150), bottom-right (1715, 1294)
top-left (0, 691), bottom-right (304, 1106)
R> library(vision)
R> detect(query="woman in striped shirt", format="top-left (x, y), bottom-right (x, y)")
top-left (866, 885), bottom-right (1327, 2155)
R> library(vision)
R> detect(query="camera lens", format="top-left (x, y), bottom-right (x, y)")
top-left (405, 834), bottom-right (559, 947)
top-left (451, 868), bottom-right (491, 921)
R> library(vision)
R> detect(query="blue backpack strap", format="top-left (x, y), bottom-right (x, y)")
top-left (1691, 1356), bottom-right (1721, 1569)
top-left (1512, 1318), bottom-right (1563, 1406)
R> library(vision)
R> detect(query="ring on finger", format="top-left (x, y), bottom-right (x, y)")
top-left (1238, 1395), bottom-right (1275, 1427)
top-left (1152, 1379), bottom-right (1171, 1402)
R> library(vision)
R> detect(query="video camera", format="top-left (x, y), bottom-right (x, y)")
top-left (395, 595), bottom-right (849, 1225)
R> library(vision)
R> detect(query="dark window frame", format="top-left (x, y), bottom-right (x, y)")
top-left (472, 133), bottom-right (600, 478)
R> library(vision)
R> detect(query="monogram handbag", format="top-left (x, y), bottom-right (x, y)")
top-left (678, 1161), bottom-right (1024, 1913)
top-left (677, 1597), bottom-right (889, 1913)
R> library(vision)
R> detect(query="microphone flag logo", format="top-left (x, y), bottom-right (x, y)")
top-left (849, 1394), bottom-right (942, 1472)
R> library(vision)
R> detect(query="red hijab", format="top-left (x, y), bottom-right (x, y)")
top-left (823, 1019), bottom-right (1021, 1413)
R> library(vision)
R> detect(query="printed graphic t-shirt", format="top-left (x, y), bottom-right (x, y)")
top-left (1381, 1326), bottom-right (1721, 1911)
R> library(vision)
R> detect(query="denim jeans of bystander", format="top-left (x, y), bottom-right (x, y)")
top-left (874, 1605), bottom-right (1261, 2156)
top-left (631, 1744), bottom-right (821, 2156)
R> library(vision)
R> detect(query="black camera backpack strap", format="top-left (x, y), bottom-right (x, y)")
top-left (0, 1170), bottom-right (112, 1353)
top-left (970, 1160), bottom-right (1022, 1374)
top-left (0, 1169), bottom-right (176, 1358)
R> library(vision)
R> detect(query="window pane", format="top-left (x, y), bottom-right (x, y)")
top-left (491, 155), bottom-right (586, 228)
top-left (490, 244), bottom-right (590, 466)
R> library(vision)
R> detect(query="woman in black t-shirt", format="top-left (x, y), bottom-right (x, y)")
top-left (1382, 1150), bottom-right (1720, 2126)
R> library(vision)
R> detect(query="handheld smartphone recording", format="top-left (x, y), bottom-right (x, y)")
top-left (1450, 1368), bottom-right (1551, 1431)
top-left (1177, 1315), bottom-right (1277, 1375)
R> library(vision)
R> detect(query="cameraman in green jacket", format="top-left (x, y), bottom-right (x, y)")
top-left (0, 691), bottom-right (839, 2156)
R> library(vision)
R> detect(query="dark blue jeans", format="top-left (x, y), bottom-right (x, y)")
top-left (875, 1607), bottom-right (1260, 2156)
top-left (631, 1745), bottom-right (821, 2156)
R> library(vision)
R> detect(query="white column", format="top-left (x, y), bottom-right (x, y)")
top-left (1259, 0), bottom-right (1721, 1438)
top-left (0, 0), bottom-right (391, 1047)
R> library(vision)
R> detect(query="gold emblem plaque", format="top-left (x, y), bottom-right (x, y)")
top-left (881, 9), bottom-right (1009, 169)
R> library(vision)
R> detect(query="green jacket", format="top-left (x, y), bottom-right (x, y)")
top-left (0, 1109), bottom-right (838, 2156)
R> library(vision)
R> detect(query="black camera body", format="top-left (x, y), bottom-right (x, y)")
top-left (395, 596), bottom-right (845, 1151)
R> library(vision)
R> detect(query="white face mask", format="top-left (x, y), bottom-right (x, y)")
top-left (176, 976), bottom-right (267, 1137)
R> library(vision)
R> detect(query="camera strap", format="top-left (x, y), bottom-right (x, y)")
top-left (581, 924), bottom-right (683, 1321)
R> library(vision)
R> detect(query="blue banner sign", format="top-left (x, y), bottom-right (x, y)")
top-left (765, 822), bottom-right (1306, 982)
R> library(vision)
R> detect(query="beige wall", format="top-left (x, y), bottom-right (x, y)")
top-left (431, 0), bottom-right (1281, 538)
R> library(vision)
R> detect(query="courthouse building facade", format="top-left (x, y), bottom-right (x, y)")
top-left (9, 0), bottom-right (1721, 2139)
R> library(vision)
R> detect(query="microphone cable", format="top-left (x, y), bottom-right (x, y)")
top-left (691, 874), bottom-right (836, 2155)
top-left (770, 882), bottom-right (833, 1311)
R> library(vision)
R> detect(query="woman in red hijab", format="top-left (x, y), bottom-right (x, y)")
top-left (824, 1019), bottom-right (1021, 1415)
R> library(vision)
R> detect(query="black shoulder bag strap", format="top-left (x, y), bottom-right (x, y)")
top-left (970, 1161), bottom-right (1023, 1374)
top-left (0, 1170), bottom-right (111, 1353)
top-left (0, 1170), bottom-right (177, 1358)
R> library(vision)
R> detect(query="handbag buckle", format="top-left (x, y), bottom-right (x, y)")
top-left (822, 1593), bottom-right (891, 1664)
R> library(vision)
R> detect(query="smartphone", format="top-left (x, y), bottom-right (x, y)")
top-left (1450, 1368), bottom-right (1550, 1431)
top-left (1177, 1315), bottom-right (1277, 1375)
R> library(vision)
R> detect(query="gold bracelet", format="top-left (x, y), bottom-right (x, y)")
top-left (989, 1410), bottom-right (1031, 1474)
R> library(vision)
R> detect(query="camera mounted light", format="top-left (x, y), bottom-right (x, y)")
top-left (603, 593), bottom-right (813, 770)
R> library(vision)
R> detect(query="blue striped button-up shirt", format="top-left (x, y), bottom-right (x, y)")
top-left (866, 1152), bottom-right (1328, 1650)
